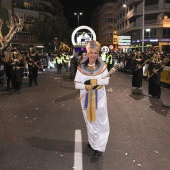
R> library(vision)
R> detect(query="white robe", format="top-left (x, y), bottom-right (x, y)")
top-left (74, 69), bottom-right (110, 152)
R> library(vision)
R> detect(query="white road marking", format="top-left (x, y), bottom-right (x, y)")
top-left (73, 129), bottom-right (83, 170)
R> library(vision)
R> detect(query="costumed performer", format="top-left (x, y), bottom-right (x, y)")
top-left (74, 40), bottom-right (110, 158)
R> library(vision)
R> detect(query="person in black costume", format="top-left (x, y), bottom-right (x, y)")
top-left (26, 48), bottom-right (40, 86)
top-left (11, 50), bottom-right (24, 94)
top-left (5, 51), bottom-right (14, 89)
top-left (148, 53), bottom-right (163, 99)
top-left (131, 51), bottom-right (144, 91)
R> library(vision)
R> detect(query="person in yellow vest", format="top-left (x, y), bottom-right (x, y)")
top-left (63, 53), bottom-right (70, 72)
top-left (101, 52), bottom-right (107, 63)
top-left (106, 52), bottom-right (113, 72)
top-left (56, 53), bottom-right (63, 74)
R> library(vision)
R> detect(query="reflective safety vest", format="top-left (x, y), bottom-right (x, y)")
top-left (106, 55), bottom-right (113, 64)
top-left (101, 53), bottom-right (106, 62)
top-left (63, 55), bottom-right (70, 63)
top-left (56, 56), bottom-right (63, 64)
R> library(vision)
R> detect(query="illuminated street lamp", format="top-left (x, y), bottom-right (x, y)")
top-left (145, 28), bottom-right (151, 41)
top-left (74, 12), bottom-right (83, 26)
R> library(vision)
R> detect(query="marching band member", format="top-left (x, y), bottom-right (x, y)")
top-left (74, 40), bottom-right (110, 158)
top-left (148, 52), bottom-right (163, 99)
top-left (26, 47), bottom-right (40, 86)
top-left (131, 51), bottom-right (144, 91)
top-left (11, 49), bottom-right (24, 94)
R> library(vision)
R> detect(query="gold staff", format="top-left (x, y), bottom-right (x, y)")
top-left (27, 55), bottom-right (40, 69)
top-left (135, 59), bottom-right (150, 71)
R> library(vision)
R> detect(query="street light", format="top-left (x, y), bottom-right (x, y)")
top-left (123, 0), bottom-right (127, 8)
top-left (74, 12), bottom-right (83, 26)
top-left (145, 28), bottom-right (151, 41)
top-left (142, 0), bottom-right (145, 52)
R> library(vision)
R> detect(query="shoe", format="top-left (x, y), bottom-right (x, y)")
top-left (13, 89), bottom-right (17, 93)
top-left (17, 90), bottom-right (22, 94)
top-left (93, 150), bottom-right (102, 158)
top-left (87, 143), bottom-right (93, 150)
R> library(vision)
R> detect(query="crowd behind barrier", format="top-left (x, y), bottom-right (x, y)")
top-left (110, 51), bottom-right (170, 86)
top-left (0, 47), bottom-right (170, 90)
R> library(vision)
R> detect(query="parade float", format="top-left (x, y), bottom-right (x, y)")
top-left (71, 25), bottom-right (96, 56)
top-left (70, 26), bottom-right (96, 78)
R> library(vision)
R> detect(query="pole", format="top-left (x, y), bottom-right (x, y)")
top-left (77, 14), bottom-right (79, 26)
top-left (142, 0), bottom-right (145, 52)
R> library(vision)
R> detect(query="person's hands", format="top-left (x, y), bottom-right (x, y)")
top-left (84, 80), bottom-right (90, 85)
top-left (90, 79), bottom-right (97, 87)
top-left (138, 65), bottom-right (142, 69)
top-left (153, 68), bottom-right (158, 74)
top-left (85, 85), bottom-right (93, 91)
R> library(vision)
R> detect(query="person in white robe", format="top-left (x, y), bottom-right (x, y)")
top-left (74, 40), bottom-right (110, 158)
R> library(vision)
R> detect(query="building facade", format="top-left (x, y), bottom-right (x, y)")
top-left (0, 0), bottom-right (54, 49)
top-left (91, 0), bottom-right (118, 47)
top-left (117, 0), bottom-right (170, 52)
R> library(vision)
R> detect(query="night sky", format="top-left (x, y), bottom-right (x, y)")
top-left (59, 0), bottom-right (104, 28)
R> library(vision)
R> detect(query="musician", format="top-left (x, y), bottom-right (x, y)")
top-left (131, 51), bottom-right (144, 91)
top-left (74, 40), bottom-right (110, 158)
top-left (148, 52), bottom-right (163, 99)
top-left (10, 49), bottom-right (24, 94)
top-left (5, 50), bottom-right (14, 89)
top-left (26, 47), bottom-right (40, 86)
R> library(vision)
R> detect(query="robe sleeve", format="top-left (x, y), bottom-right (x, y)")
top-left (74, 70), bottom-right (86, 90)
top-left (97, 69), bottom-right (110, 85)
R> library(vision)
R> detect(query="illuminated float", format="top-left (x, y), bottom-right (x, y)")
top-left (71, 25), bottom-right (96, 56)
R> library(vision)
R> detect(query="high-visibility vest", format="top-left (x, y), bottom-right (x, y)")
top-left (63, 55), bottom-right (70, 63)
top-left (106, 55), bottom-right (113, 64)
top-left (101, 53), bottom-right (106, 62)
top-left (56, 56), bottom-right (63, 64)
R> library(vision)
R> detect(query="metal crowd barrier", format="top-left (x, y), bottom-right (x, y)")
top-left (0, 64), bottom-right (6, 86)
top-left (160, 66), bottom-right (170, 85)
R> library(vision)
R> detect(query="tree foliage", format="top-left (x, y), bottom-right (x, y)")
top-left (30, 16), bottom-right (71, 50)
top-left (30, 0), bottom-right (72, 51)
top-left (0, 8), bottom-right (10, 36)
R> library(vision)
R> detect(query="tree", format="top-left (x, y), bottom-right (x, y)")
top-left (0, 8), bottom-right (24, 49)
top-left (30, 16), bottom-right (71, 51)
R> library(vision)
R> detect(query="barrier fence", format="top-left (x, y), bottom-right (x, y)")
top-left (160, 66), bottom-right (170, 84)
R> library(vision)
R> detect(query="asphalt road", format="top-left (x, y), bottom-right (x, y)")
top-left (0, 69), bottom-right (170, 170)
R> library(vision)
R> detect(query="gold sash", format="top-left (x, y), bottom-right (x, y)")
top-left (86, 90), bottom-right (96, 122)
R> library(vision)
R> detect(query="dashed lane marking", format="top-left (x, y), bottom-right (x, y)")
top-left (73, 129), bottom-right (83, 170)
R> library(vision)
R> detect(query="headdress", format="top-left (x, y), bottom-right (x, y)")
top-left (86, 40), bottom-right (100, 54)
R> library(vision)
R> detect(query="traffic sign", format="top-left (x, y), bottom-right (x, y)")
top-left (109, 45), bottom-right (114, 50)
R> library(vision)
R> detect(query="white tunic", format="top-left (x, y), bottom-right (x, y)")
top-left (74, 69), bottom-right (110, 152)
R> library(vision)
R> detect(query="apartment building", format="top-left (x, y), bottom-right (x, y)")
top-left (1, 0), bottom-right (54, 49)
top-left (91, 0), bottom-right (117, 47)
top-left (117, 0), bottom-right (170, 52)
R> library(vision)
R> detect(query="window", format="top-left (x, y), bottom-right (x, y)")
top-left (163, 28), bottom-right (170, 38)
top-left (12, 34), bottom-right (18, 40)
top-left (25, 35), bottom-right (33, 41)
top-left (108, 18), bottom-right (113, 22)
top-left (165, 0), bottom-right (170, 3)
